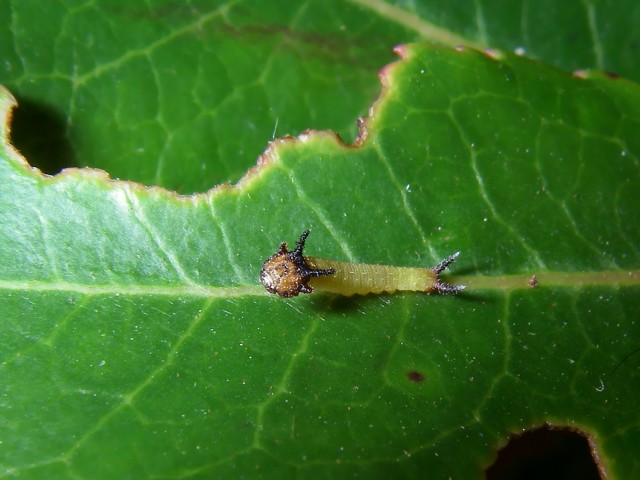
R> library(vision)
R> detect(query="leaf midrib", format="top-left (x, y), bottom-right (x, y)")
top-left (1, 269), bottom-right (637, 297)
top-left (461, 269), bottom-right (640, 290)
top-left (346, 0), bottom-right (480, 48)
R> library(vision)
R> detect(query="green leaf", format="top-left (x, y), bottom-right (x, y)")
top-left (1, 1), bottom-right (639, 193)
top-left (2, 37), bottom-right (639, 479)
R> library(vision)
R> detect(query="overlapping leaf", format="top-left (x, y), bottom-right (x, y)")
top-left (1, 0), bottom-right (638, 193)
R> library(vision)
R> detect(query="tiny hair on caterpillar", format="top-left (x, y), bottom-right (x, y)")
top-left (259, 230), bottom-right (464, 298)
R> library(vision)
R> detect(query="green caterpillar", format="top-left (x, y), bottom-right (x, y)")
top-left (260, 230), bottom-right (464, 298)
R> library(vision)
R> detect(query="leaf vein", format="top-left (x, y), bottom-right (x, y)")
top-left (284, 165), bottom-right (356, 261)
top-left (346, 0), bottom-right (480, 48)
top-left (125, 188), bottom-right (195, 284)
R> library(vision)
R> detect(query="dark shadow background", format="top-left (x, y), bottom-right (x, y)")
top-left (486, 425), bottom-right (602, 480)
top-left (10, 98), bottom-right (76, 173)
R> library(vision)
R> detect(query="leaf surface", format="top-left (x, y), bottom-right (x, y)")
top-left (1, 41), bottom-right (639, 478)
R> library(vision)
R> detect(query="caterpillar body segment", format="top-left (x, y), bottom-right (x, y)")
top-left (259, 230), bottom-right (464, 298)
top-left (306, 258), bottom-right (439, 296)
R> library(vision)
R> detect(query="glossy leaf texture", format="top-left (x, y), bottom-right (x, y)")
top-left (1, 42), bottom-right (639, 479)
top-left (1, 0), bottom-right (638, 193)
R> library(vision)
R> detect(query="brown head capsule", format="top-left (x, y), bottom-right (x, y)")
top-left (260, 230), bottom-right (464, 297)
top-left (259, 230), bottom-right (336, 297)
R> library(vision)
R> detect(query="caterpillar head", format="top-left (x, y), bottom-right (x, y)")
top-left (260, 230), bottom-right (335, 297)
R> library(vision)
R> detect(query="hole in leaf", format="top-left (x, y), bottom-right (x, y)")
top-left (486, 424), bottom-right (603, 480)
top-left (10, 97), bottom-right (76, 174)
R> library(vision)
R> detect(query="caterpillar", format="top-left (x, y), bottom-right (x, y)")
top-left (260, 230), bottom-right (464, 298)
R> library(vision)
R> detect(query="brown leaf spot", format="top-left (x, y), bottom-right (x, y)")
top-left (407, 371), bottom-right (425, 383)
